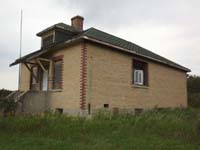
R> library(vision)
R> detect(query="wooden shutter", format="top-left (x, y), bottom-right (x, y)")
top-left (53, 59), bottom-right (63, 89)
top-left (42, 35), bottom-right (53, 48)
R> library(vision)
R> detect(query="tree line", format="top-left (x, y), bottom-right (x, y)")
top-left (187, 75), bottom-right (200, 107)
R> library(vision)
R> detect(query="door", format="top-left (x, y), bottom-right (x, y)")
top-left (42, 71), bottom-right (48, 91)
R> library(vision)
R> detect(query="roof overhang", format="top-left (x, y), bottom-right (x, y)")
top-left (10, 36), bottom-right (84, 66)
top-left (82, 36), bottom-right (191, 72)
top-left (10, 35), bottom-right (191, 72)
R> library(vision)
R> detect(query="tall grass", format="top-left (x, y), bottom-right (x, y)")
top-left (0, 108), bottom-right (200, 144)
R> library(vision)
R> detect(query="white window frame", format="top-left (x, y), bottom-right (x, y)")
top-left (134, 69), bottom-right (144, 85)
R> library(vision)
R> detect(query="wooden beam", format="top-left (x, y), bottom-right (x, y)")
top-left (24, 61), bottom-right (37, 65)
top-left (36, 59), bottom-right (47, 72)
top-left (24, 63), bottom-right (38, 81)
top-left (38, 58), bottom-right (51, 62)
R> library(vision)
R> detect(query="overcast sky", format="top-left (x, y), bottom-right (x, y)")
top-left (0, 0), bottom-right (200, 90)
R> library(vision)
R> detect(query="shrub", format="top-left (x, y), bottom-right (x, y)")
top-left (0, 97), bottom-right (17, 116)
top-left (187, 75), bottom-right (200, 108)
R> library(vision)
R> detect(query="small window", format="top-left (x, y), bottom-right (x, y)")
top-left (135, 108), bottom-right (143, 115)
top-left (133, 60), bottom-right (148, 86)
top-left (53, 59), bottom-right (63, 89)
top-left (55, 108), bottom-right (63, 114)
top-left (42, 35), bottom-right (53, 48)
top-left (104, 104), bottom-right (109, 108)
top-left (88, 103), bottom-right (91, 115)
top-left (156, 108), bottom-right (164, 111)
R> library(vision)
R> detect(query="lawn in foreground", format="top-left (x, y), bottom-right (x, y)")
top-left (0, 108), bottom-right (199, 150)
top-left (0, 132), bottom-right (199, 150)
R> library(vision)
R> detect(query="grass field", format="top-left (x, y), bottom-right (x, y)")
top-left (0, 108), bottom-right (200, 150)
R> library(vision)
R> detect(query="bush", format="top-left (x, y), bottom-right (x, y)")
top-left (0, 89), bottom-right (12, 98)
top-left (187, 75), bottom-right (200, 108)
top-left (0, 97), bottom-right (17, 116)
top-left (188, 93), bottom-right (200, 108)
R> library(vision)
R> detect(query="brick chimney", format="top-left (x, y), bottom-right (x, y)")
top-left (71, 15), bottom-right (84, 31)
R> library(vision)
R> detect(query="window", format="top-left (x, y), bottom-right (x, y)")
top-left (52, 58), bottom-right (63, 89)
top-left (42, 35), bottom-right (53, 48)
top-left (133, 60), bottom-right (148, 86)
top-left (104, 104), bottom-right (109, 108)
top-left (55, 108), bottom-right (63, 114)
top-left (134, 70), bottom-right (144, 85)
top-left (135, 108), bottom-right (143, 115)
top-left (88, 103), bottom-right (91, 115)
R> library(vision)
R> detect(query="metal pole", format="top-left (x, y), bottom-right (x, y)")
top-left (18, 10), bottom-right (23, 91)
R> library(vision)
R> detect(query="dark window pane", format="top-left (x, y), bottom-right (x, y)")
top-left (104, 104), bottom-right (109, 108)
top-left (135, 108), bottom-right (143, 115)
top-left (55, 108), bottom-right (63, 114)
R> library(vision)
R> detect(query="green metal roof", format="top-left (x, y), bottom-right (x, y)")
top-left (82, 27), bottom-right (190, 72)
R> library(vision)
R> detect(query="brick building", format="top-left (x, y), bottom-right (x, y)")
top-left (10, 15), bottom-right (190, 115)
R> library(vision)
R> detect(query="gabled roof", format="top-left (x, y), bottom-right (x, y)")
top-left (10, 23), bottom-right (190, 72)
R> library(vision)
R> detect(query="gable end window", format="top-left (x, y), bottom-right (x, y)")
top-left (133, 59), bottom-right (148, 86)
top-left (52, 56), bottom-right (63, 89)
top-left (42, 35), bottom-right (54, 48)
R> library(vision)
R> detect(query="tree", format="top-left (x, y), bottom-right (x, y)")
top-left (0, 89), bottom-right (16, 116)
top-left (187, 75), bottom-right (200, 108)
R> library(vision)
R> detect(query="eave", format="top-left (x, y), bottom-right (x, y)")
top-left (10, 36), bottom-right (83, 66)
top-left (10, 35), bottom-right (191, 72)
top-left (82, 36), bottom-right (191, 72)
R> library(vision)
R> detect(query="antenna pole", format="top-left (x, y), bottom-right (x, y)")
top-left (18, 10), bottom-right (23, 91)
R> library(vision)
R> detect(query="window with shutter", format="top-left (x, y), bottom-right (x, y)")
top-left (133, 60), bottom-right (148, 86)
top-left (53, 59), bottom-right (63, 89)
top-left (42, 35), bottom-right (54, 48)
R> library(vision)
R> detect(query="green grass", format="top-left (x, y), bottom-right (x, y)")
top-left (0, 108), bottom-right (200, 150)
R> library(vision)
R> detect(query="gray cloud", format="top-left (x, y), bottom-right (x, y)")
top-left (0, 0), bottom-right (200, 90)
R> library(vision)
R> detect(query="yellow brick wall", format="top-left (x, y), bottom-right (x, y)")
top-left (86, 43), bottom-right (187, 112)
top-left (19, 44), bottom-right (82, 115)
top-left (19, 63), bottom-right (31, 91)
top-left (49, 44), bottom-right (82, 115)
top-left (19, 41), bottom-right (188, 115)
